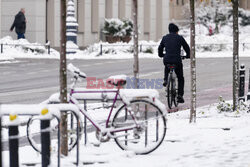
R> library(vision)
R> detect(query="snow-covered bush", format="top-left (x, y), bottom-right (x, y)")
top-left (196, 43), bottom-right (229, 52)
top-left (217, 96), bottom-right (248, 113)
top-left (123, 19), bottom-right (133, 37)
top-left (142, 46), bottom-right (154, 54)
top-left (182, 1), bottom-right (250, 35)
top-left (195, 1), bottom-right (231, 34)
top-left (103, 18), bottom-right (133, 38)
top-left (236, 8), bottom-right (250, 26)
top-left (217, 96), bottom-right (233, 112)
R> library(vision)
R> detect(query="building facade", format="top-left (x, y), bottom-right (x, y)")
top-left (1, 0), bottom-right (249, 48)
top-left (1, 0), bottom-right (46, 44)
top-left (0, 0), bottom-right (171, 48)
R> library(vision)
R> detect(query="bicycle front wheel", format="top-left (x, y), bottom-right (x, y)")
top-left (112, 100), bottom-right (167, 154)
top-left (27, 112), bottom-right (82, 153)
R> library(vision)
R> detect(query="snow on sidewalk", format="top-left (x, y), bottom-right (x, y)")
top-left (1, 34), bottom-right (250, 62)
top-left (2, 102), bottom-right (250, 167)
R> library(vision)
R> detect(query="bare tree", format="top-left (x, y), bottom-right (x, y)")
top-left (60, 0), bottom-right (68, 156)
top-left (132, 0), bottom-right (139, 88)
top-left (232, 0), bottom-right (239, 111)
top-left (0, 117), bottom-right (2, 167)
top-left (189, 0), bottom-right (196, 123)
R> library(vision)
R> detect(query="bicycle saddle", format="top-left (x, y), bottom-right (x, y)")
top-left (107, 75), bottom-right (127, 87)
top-left (166, 64), bottom-right (176, 69)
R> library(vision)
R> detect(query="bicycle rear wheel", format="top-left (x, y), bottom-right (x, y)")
top-left (112, 100), bottom-right (167, 154)
top-left (167, 75), bottom-right (173, 109)
top-left (173, 77), bottom-right (178, 107)
top-left (167, 76), bottom-right (178, 109)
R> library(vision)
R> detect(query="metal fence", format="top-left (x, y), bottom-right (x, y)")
top-left (0, 43), bottom-right (51, 54)
top-left (0, 104), bottom-right (81, 167)
top-left (99, 43), bottom-right (250, 56)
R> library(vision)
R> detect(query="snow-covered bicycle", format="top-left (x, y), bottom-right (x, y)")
top-left (27, 64), bottom-right (167, 154)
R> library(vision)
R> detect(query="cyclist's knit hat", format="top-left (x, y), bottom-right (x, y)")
top-left (169, 23), bottom-right (179, 33)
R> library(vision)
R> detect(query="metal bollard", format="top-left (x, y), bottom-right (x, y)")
top-left (48, 45), bottom-right (50, 55)
top-left (1, 44), bottom-right (3, 53)
top-left (41, 108), bottom-right (51, 167)
top-left (239, 64), bottom-right (245, 101)
top-left (100, 44), bottom-right (102, 56)
top-left (84, 100), bottom-right (87, 145)
top-left (140, 45), bottom-right (142, 52)
top-left (247, 68), bottom-right (250, 101)
top-left (8, 114), bottom-right (19, 167)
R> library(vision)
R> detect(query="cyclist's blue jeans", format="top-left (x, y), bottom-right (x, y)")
top-left (164, 63), bottom-right (184, 96)
top-left (17, 33), bottom-right (25, 39)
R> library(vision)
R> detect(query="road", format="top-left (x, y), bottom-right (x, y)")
top-left (1, 57), bottom-right (249, 151)
top-left (0, 57), bottom-right (249, 109)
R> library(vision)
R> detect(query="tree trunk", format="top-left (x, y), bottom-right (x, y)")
top-left (0, 117), bottom-right (2, 167)
top-left (132, 0), bottom-right (139, 88)
top-left (189, 0), bottom-right (196, 123)
top-left (232, 0), bottom-right (239, 111)
top-left (214, 7), bottom-right (219, 34)
top-left (60, 0), bottom-right (68, 156)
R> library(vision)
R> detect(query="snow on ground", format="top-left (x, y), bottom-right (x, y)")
top-left (2, 102), bottom-right (250, 167)
top-left (0, 36), bottom-right (59, 60)
top-left (1, 27), bottom-right (250, 62)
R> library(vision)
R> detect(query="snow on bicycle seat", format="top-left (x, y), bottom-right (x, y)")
top-left (45, 89), bottom-right (159, 103)
top-left (107, 75), bottom-right (127, 87)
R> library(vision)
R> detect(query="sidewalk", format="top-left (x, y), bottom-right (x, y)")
top-left (2, 102), bottom-right (250, 167)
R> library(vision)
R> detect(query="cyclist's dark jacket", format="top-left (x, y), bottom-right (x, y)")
top-left (10, 12), bottom-right (26, 34)
top-left (158, 33), bottom-right (190, 64)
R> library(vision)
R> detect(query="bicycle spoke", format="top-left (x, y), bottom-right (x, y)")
top-left (112, 100), bottom-right (166, 154)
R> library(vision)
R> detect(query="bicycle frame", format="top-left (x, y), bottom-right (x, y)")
top-left (68, 76), bottom-right (139, 136)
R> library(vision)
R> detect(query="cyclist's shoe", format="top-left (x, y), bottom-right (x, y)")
top-left (177, 96), bottom-right (185, 103)
top-left (163, 81), bottom-right (167, 87)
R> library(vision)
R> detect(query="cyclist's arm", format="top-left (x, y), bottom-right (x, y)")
top-left (158, 37), bottom-right (165, 58)
top-left (181, 36), bottom-right (190, 59)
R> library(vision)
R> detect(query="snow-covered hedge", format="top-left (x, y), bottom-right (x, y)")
top-left (182, 1), bottom-right (250, 34)
top-left (103, 18), bottom-right (133, 37)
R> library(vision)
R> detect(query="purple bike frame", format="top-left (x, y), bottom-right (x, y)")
top-left (69, 88), bottom-right (138, 133)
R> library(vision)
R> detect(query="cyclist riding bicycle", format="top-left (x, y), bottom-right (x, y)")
top-left (158, 23), bottom-right (190, 103)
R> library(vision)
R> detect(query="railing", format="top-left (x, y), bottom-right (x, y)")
top-left (99, 43), bottom-right (158, 56)
top-left (0, 43), bottom-right (51, 54)
top-left (0, 104), bottom-right (81, 167)
top-left (99, 43), bottom-right (250, 56)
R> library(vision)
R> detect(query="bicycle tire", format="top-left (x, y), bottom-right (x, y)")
top-left (112, 99), bottom-right (167, 154)
top-left (26, 112), bottom-right (82, 153)
top-left (167, 75), bottom-right (173, 109)
top-left (172, 77), bottom-right (178, 107)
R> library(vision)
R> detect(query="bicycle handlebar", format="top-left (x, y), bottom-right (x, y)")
top-left (67, 63), bottom-right (86, 79)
